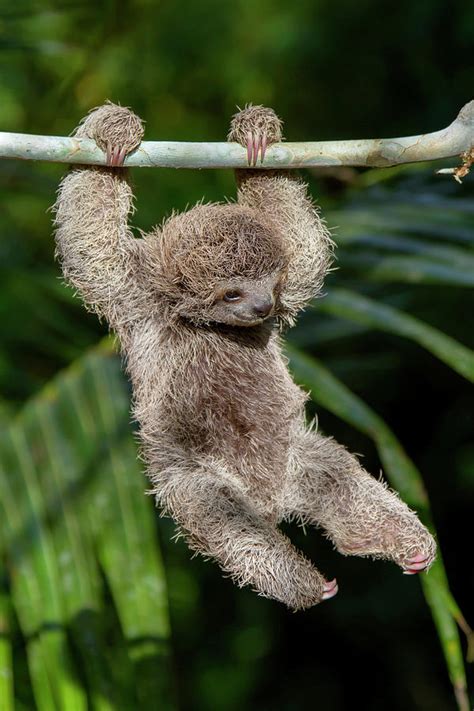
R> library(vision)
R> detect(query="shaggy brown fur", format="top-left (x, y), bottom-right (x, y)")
top-left (53, 102), bottom-right (436, 610)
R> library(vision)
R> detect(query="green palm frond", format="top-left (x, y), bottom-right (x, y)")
top-left (1, 173), bottom-right (472, 710)
top-left (292, 176), bottom-right (474, 711)
top-left (315, 288), bottom-right (474, 383)
top-left (0, 340), bottom-right (175, 711)
top-left (287, 347), bottom-right (470, 711)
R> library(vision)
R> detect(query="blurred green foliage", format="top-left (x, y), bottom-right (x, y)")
top-left (0, 1), bottom-right (473, 710)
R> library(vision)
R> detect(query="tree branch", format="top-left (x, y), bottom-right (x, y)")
top-left (0, 100), bottom-right (473, 171)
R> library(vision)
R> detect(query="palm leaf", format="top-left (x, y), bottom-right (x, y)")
top-left (315, 288), bottom-right (474, 382)
top-left (0, 340), bottom-right (175, 710)
top-left (330, 188), bottom-right (474, 289)
top-left (0, 593), bottom-right (14, 711)
top-left (287, 345), bottom-right (469, 711)
top-left (339, 252), bottom-right (474, 286)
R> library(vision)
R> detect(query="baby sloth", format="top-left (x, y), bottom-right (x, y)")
top-left (54, 102), bottom-right (436, 610)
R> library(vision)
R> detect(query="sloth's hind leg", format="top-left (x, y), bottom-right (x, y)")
top-left (153, 463), bottom-right (335, 610)
top-left (285, 431), bottom-right (436, 574)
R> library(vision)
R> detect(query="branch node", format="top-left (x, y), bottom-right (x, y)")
top-left (436, 147), bottom-right (474, 183)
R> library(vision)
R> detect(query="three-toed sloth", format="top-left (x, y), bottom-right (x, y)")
top-left (54, 102), bottom-right (436, 610)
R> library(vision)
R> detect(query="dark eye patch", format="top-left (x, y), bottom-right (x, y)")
top-left (223, 289), bottom-right (243, 302)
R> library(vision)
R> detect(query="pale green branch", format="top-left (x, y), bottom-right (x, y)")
top-left (0, 100), bottom-right (473, 170)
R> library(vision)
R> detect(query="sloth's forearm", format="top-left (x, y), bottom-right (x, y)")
top-left (236, 169), bottom-right (324, 241)
top-left (54, 167), bottom-right (146, 327)
top-left (157, 471), bottom-right (325, 610)
top-left (236, 170), bottom-right (332, 311)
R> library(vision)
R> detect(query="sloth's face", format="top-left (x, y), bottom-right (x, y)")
top-left (207, 271), bottom-right (284, 327)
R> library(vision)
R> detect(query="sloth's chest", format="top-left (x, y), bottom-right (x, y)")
top-left (128, 324), bottom-right (306, 452)
top-left (175, 340), bottom-right (306, 447)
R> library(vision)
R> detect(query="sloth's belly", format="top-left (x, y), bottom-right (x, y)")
top-left (128, 322), bottom-right (308, 501)
top-left (179, 357), bottom-right (307, 493)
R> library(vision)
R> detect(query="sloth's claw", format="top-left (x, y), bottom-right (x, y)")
top-left (105, 144), bottom-right (127, 168)
top-left (117, 146), bottom-right (127, 166)
top-left (247, 132), bottom-right (253, 166)
top-left (402, 553), bottom-right (432, 575)
top-left (322, 578), bottom-right (338, 601)
top-left (260, 133), bottom-right (267, 163)
top-left (246, 131), bottom-right (269, 166)
top-left (253, 134), bottom-right (258, 166)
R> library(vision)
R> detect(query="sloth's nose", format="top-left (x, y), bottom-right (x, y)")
top-left (252, 298), bottom-right (273, 318)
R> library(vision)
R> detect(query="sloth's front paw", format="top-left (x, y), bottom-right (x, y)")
top-left (228, 104), bottom-right (283, 166)
top-left (74, 101), bottom-right (144, 167)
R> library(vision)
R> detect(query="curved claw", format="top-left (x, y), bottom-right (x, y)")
top-left (402, 553), bottom-right (431, 575)
top-left (246, 132), bottom-right (253, 166)
top-left (260, 133), bottom-right (267, 163)
top-left (117, 146), bottom-right (127, 166)
top-left (246, 131), bottom-right (269, 166)
top-left (253, 133), bottom-right (259, 166)
top-left (322, 578), bottom-right (339, 601)
top-left (105, 144), bottom-right (127, 168)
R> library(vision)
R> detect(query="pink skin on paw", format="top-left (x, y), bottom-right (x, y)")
top-left (402, 552), bottom-right (432, 575)
top-left (322, 578), bottom-right (338, 601)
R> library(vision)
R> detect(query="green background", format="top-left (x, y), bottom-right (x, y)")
top-left (0, 1), bottom-right (473, 709)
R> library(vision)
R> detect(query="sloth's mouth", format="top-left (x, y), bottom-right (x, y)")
top-left (232, 313), bottom-right (277, 328)
top-left (232, 315), bottom-right (268, 327)
top-left (237, 319), bottom-right (263, 327)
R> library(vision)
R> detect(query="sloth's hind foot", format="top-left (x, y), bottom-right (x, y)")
top-left (336, 522), bottom-right (436, 576)
top-left (402, 552), bottom-right (433, 575)
top-left (322, 578), bottom-right (339, 601)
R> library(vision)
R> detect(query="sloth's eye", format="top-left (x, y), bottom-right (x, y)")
top-left (223, 289), bottom-right (243, 302)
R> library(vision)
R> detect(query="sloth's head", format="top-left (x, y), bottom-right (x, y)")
top-left (148, 203), bottom-right (289, 327)
top-left (204, 271), bottom-right (283, 327)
